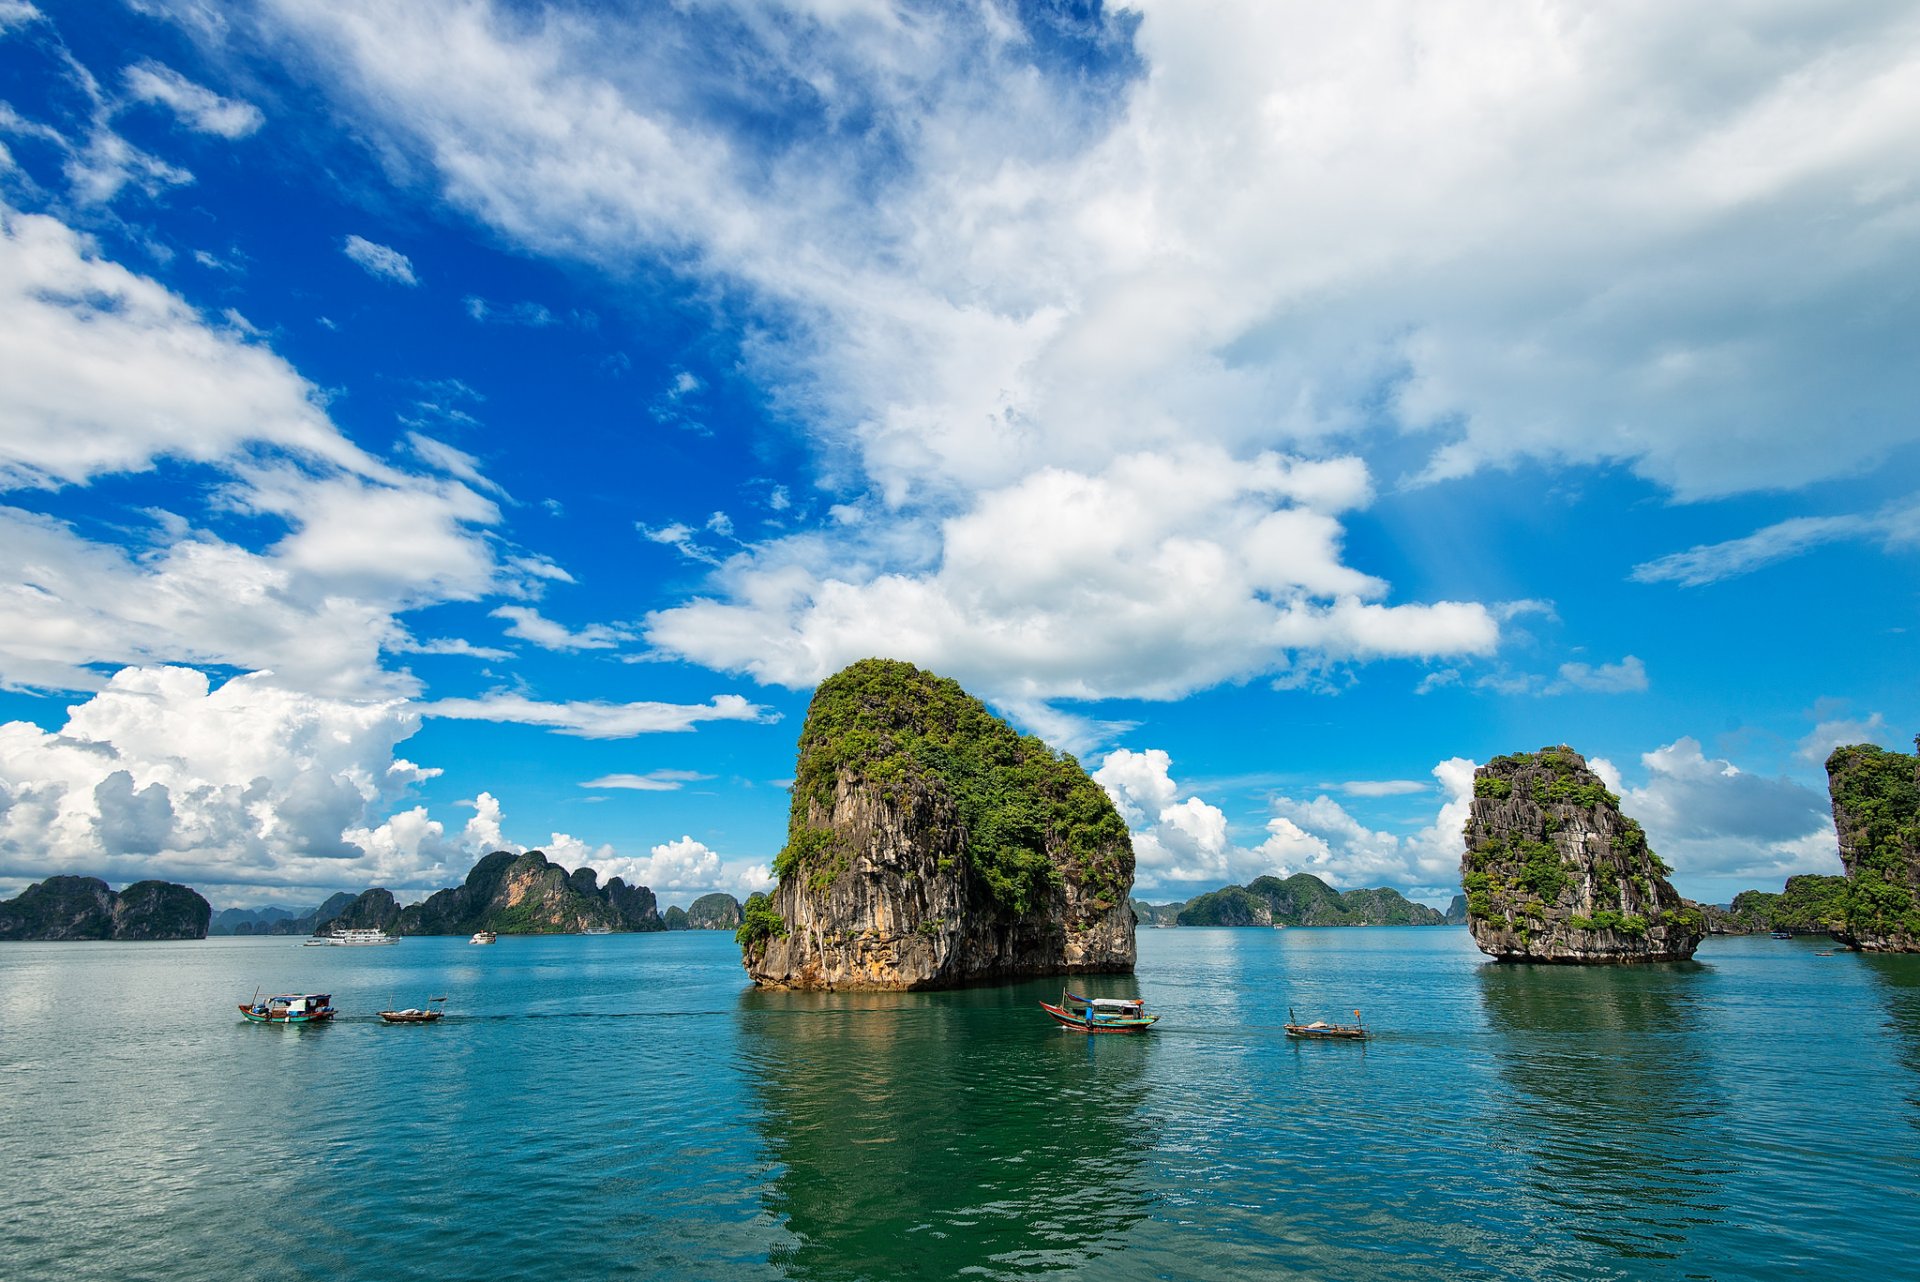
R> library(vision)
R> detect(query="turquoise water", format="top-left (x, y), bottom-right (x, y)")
top-left (2, 928), bottom-right (1914, 1280)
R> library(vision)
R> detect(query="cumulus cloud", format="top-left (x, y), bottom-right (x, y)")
top-left (123, 61), bottom-right (263, 138)
top-left (1614, 737), bottom-right (1837, 881)
top-left (1796, 708), bottom-right (1896, 766)
top-left (342, 234), bottom-right (417, 285)
top-left (420, 692), bottom-right (777, 738)
top-left (593, 834), bottom-right (773, 900)
top-left (646, 448), bottom-right (1497, 708)
top-left (0, 667), bottom-right (474, 897)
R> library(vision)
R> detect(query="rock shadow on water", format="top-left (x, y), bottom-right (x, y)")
top-left (1475, 962), bottom-right (1733, 1270)
top-left (1858, 953), bottom-right (1920, 1129)
top-left (736, 977), bottom-right (1155, 1282)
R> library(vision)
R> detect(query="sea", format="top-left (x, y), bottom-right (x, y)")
top-left (2, 927), bottom-right (1914, 1281)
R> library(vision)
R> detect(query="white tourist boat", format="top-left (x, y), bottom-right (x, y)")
top-left (470, 930), bottom-right (497, 945)
top-left (304, 927), bottom-right (400, 947)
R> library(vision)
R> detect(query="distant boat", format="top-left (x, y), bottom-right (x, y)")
top-left (1038, 990), bottom-right (1158, 1034)
top-left (1771, 931), bottom-right (1793, 940)
top-left (1285, 1007), bottom-right (1368, 1041)
top-left (239, 992), bottom-right (334, 1025)
top-left (306, 927), bottom-right (399, 947)
top-left (379, 997), bottom-right (448, 1024)
top-left (470, 930), bottom-right (497, 945)
top-left (582, 926), bottom-right (613, 935)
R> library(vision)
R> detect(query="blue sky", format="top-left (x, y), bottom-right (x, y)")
top-left (0, 0), bottom-right (1914, 911)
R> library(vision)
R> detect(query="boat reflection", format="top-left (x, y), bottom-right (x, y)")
top-left (1476, 963), bottom-right (1731, 1267)
top-left (737, 979), bottom-right (1153, 1281)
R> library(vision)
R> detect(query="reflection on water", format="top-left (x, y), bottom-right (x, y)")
top-left (738, 979), bottom-right (1152, 1281)
top-left (1477, 963), bottom-right (1732, 1269)
top-left (1858, 953), bottom-right (1920, 1129)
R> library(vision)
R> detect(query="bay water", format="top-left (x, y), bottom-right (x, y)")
top-left (2, 928), bottom-right (1914, 1280)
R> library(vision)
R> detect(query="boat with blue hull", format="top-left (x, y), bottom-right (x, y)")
top-left (1038, 991), bottom-right (1158, 1033)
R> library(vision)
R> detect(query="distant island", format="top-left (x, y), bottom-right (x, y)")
top-left (0, 876), bottom-right (210, 941)
top-left (1133, 873), bottom-right (1447, 927)
top-left (303, 850), bottom-right (664, 936)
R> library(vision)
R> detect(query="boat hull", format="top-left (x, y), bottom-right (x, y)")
top-left (1284, 1025), bottom-right (1366, 1040)
top-left (237, 1004), bottom-right (334, 1025)
top-left (378, 1010), bottom-right (444, 1024)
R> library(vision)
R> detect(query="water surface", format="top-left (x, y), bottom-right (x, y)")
top-left (1, 928), bottom-right (1912, 1280)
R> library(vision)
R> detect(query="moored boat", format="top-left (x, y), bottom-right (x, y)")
top-left (305, 927), bottom-right (400, 947)
top-left (1284, 1007), bottom-right (1367, 1040)
top-left (239, 993), bottom-right (335, 1024)
top-left (470, 930), bottom-right (497, 945)
top-left (1039, 991), bottom-right (1158, 1034)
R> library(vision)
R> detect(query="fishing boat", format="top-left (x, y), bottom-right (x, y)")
top-left (1285, 1006), bottom-right (1367, 1040)
top-left (582, 925), bottom-right (613, 935)
top-left (239, 993), bottom-right (335, 1024)
top-left (1038, 990), bottom-right (1158, 1034)
top-left (470, 930), bottom-right (496, 945)
top-left (379, 997), bottom-right (448, 1024)
top-left (305, 927), bottom-right (399, 947)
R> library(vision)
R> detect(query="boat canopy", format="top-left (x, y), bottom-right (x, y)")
top-left (1087, 998), bottom-right (1142, 1009)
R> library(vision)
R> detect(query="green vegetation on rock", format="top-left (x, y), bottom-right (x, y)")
top-left (735, 891), bottom-right (786, 947)
top-left (775, 658), bottom-right (1131, 916)
top-left (1827, 742), bottom-right (1920, 946)
top-left (1175, 873), bottom-right (1445, 927)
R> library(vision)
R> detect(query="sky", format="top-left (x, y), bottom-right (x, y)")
top-left (0, 0), bottom-right (1915, 913)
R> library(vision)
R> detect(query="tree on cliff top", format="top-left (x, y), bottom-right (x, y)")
top-left (774, 658), bottom-right (1132, 916)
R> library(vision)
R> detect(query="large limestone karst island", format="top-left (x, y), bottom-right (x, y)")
top-left (738, 658), bottom-right (1136, 990)
top-left (1462, 746), bottom-right (1704, 963)
top-left (1827, 739), bottom-right (1920, 952)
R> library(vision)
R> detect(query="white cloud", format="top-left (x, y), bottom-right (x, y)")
top-left (342, 234), bottom-right (417, 285)
top-left (123, 61), bottom-right (263, 138)
top-left (1796, 709), bottom-right (1895, 766)
top-left (463, 295), bottom-right (557, 326)
top-left (1631, 500), bottom-right (1920, 587)
top-left (1549, 655), bottom-right (1649, 695)
top-left (490, 604), bottom-right (631, 652)
top-left (592, 834), bottom-right (773, 900)
top-left (580, 770), bottom-right (710, 792)
top-left (0, 3), bottom-right (44, 34)
top-left (1616, 737), bottom-right (1837, 880)
top-left (0, 203), bottom-right (377, 488)
top-left (1093, 748), bottom-right (1235, 886)
top-left (0, 666), bottom-right (476, 895)
top-left (646, 447), bottom-right (1497, 708)
top-left (1333, 780), bottom-right (1431, 798)
top-left (421, 692), bottom-right (778, 738)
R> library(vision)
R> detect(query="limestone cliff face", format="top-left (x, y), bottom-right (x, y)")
top-left (742, 659), bottom-right (1135, 990)
top-left (1463, 747), bottom-right (1704, 963)
top-left (1827, 740), bottom-right (1920, 952)
top-left (316, 850), bottom-right (663, 935)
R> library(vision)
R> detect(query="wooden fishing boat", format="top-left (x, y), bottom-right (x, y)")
top-left (1285, 1006), bottom-right (1367, 1040)
top-left (379, 997), bottom-right (448, 1024)
top-left (239, 992), bottom-right (334, 1024)
top-left (1039, 991), bottom-right (1158, 1034)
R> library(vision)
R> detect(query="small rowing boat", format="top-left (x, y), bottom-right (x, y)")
top-left (379, 996), bottom-right (448, 1024)
top-left (1039, 990), bottom-right (1158, 1034)
top-left (1285, 1006), bottom-right (1367, 1040)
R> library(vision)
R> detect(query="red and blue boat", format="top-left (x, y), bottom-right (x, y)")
top-left (239, 993), bottom-right (335, 1025)
top-left (1038, 990), bottom-right (1158, 1033)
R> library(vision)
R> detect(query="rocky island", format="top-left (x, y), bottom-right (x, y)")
top-left (1175, 873), bottom-right (1445, 926)
top-left (318, 850), bottom-right (664, 936)
top-left (1827, 739), bottom-right (1920, 952)
top-left (1462, 746), bottom-right (1704, 962)
top-left (0, 876), bottom-right (211, 941)
top-left (738, 658), bottom-right (1136, 990)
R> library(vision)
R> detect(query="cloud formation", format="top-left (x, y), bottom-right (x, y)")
top-left (342, 233), bottom-right (417, 285)
top-left (421, 692), bottom-right (777, 738)
top-left (123, 61), bottom-right (264, 138)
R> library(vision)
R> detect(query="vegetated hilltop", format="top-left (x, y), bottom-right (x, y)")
top-left (1463, 746), bottom-right (1704, 963)
top-left (739, 658), bottom-right (1135, 990)
top-left (1827, 739), bottom-right (1920, 951)
top-left (1176, 874), bottom-right (1445, 926)
top-left (318, 850), bottom-right (664, 936)
top-left (1703, 875), bottom-right (1851, 935)
top-left (0, 876), bottom-right (210, 941)
top-left (684, 892), bottom-right (743, 930)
